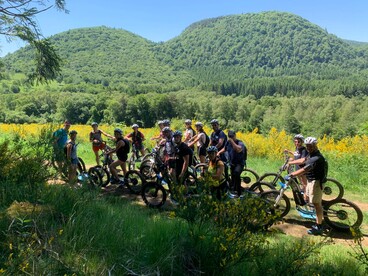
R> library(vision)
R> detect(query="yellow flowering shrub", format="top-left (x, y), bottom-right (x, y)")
top-left (0, 124), bottom-right (367, 159)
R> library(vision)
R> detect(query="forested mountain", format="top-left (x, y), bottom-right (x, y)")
top-left (0, 11), bottom-right (368, 137)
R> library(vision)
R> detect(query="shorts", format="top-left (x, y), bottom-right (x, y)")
top-left (306, 179), bottom-right (322, 204)
top-left (198, 146), bottom-right (206, 157)
top-left (92, 142), bottom-right (106, 153)
top-left (133, 143), bottom-right (144, 151)
top-left (117, 154), bottom-right (128, 162)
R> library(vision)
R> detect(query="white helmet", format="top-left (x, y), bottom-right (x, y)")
top-left (184, 119), bottom-right (192, 124)
top-left (294, 134), bottom-right (304, 142)
top-left (132, 124), bottom-right (139, 128)
top-left (304, 137), bottom-right (318, 145)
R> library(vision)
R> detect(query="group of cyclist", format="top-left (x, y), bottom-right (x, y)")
top-left (54, 118), bottom-right (327, 235)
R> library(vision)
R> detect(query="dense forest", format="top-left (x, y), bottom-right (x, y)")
top-left (1, 11), bottom-right (368, 137)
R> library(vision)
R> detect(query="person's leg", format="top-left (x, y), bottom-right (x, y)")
top-left (120, 161), bottom-right (127, 176)
top-left (68, 163), bottom-right (77, 184)
top-left (110, 160), bottom-right (123, 182)
top-left (308, 180), bottom-right (324, 235)
top-left (233, 164), bottom-right (243, 196)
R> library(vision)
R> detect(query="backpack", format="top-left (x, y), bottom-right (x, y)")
top-left (203, 131), bottom-right (210, 148)
top-left (321, 158), bottom-right (328, 184)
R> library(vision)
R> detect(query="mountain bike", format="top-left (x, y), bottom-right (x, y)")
top-left (140, 148), bottom-right (198, 208)
top-left (128, 144), bottom-right (149, 170)
top-left (260, 177), bottom-right (363, 232)
top-left (251, 152), bottom-right (344, 203)
top-left (51, 148), bottom-right (86, 181)
top-left (78, 166), bottom-right (103, 188)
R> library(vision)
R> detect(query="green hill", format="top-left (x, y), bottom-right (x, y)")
top-left (2, 11), bottom-right (368, 96)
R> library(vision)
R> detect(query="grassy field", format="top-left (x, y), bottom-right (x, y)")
top-left (0, 123), bottom-right (368, 274)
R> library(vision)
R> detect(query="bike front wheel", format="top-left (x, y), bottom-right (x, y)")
top-left (260, 190), bottom-right (291, 218)
top-left (322, 178), bottom-right (344, 203)
top-left (323, 198), bottom-right (363, 232)
top-left (248, 181), bottom-right (276, 194)
top-left (258, 172), bottom-right (283, 188)
top-left (141, 181), bottom-right (167, 208)
top-left (241, 168), bottom-right (259, 187)
top-left (87, 167), bottom-right (103, 188)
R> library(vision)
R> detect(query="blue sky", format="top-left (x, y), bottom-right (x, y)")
top-left (1, 0), bottom-right (368, 56)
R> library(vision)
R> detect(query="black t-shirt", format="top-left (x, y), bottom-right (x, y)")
top-left (175, 142), bottom-right (193, 176)
top-left (304, 150), bottom-right (326, 181)
top-left (210, 129), bottom-right (227, 151)
top-left (225, 139), bottom-right (245, 166)
top-left (116, 138), bottom-right (130, 161)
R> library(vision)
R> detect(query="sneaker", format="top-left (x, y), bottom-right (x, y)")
top-left (307, 225), bottom-right (323, 235)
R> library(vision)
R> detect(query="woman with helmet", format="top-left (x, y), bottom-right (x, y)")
top-left (106, 128), bottom-right (130, 185)
top-left (89, 122), bottom-right (114, 166)
top-left (125, 124), bottom-right (146, 158)
top-left (286, 137), bottom-right (327, 235)
top-left (183, 119), bottom-right (196, 150)
top-left (207, 146), bottom-right (227, 200)
top-left (150, 120), bottom-right (165, 144)
top-left (284, 134), bottom-right (308, 193)
top-left (188, 122), bottom-right (209, 163)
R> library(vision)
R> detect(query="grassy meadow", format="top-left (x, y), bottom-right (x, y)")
top-left (0, 122), bottom-right (368, 275)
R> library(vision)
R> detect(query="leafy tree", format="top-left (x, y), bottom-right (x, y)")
top-left (0, 0), bottom-right (67, 83)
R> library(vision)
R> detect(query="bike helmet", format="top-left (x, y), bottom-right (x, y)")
top-left (114, 128), bottom-right (123, 135)
top-left (69, 130), bottom-right (78, 135)
top-left (157, 120), bottom-right (164, 125)
top-left (163, 119), bottom-right (170, 126)
top-left (184, 119), bottom-right (192, 124)
top-left (207, 146), bottom-right (218, 153)
top-left (132, 124), bottom-right (139, 128)
top-left (210, 119), bottom-right (219, 125)
top-left (91, 122), bottom-right (98, 127)
top-left (304, 137), bottom-right (318, 145)
top-left (294, 134), bottom-right (304, 141)
top-left (195, 121), bottom-right (203, 127)
top-left (162, 126), bottom-right (171, 132)
top-left (173, 130), bottom-right (182, 137)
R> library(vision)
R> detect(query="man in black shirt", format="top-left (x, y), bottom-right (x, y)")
top-left (209, 119), bottom-right (227, 162)
top-left (287, 137), bottom-right (327, 235)
top-left (172, 130), bottom-right (192, 184)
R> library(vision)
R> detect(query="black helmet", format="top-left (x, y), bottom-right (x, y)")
top-left (114, 128), bottom-right (123, 135)
top-left (207, 146), bottom-right (218, 153)
top-left (91, 122), bottom-right (98, 127)
top-left (173, 130), bottom-right (182, 137)
top-left (69, 130), bottom-right (78, 135)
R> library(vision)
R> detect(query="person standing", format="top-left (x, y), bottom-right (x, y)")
top-left (209, 119), bottom-right (227, 162)
top-left (183, 119), bottom-right (196, 151)
top-left (89, 122), bottom-right (114, 166)
top-left (125, 124), bottom-right (145, 158)
top-left (52, 120), bottom-right (71, 171)
top-left (219, 130), bottom-right (246, 196)
top-left (172, 130), bottom-right (193, 184)
top-left (286, 137), bottom-right (327, 235)
top-left (188, 122), bottom-right (208, 163)
top-left (65, 130), bottom-right (78, 185)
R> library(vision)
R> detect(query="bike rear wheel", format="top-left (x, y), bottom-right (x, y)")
top-left (125, 170), bottom-right (145, 194)
top-left (141, 181), bottom-right (167, 208)
top-left (323, 198), bottom-right (363, 232)
top-left (94, 165), bottom-right (110, 187)
top-left (258, 172), bottom-right (283, 188)
top-left (322, 178), bottom-right (344, 203)
top-left (241, 168), bottom-right (259, 187)
top-left (260, 190), bottom-right (291, 218)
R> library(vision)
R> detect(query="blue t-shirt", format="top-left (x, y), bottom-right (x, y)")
top-left (53, 128), bottom-right (68, 149)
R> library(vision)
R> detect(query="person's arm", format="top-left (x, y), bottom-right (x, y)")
top-left (229, 138), bottom-right (242, 153)
top-left (179, 154), bottom-right (190, 179)
top-left (288, 157), bottom-right (307, 166)
top-left (188, 135), bottom-right (200, 148)
top-left (66, 143), bottom-right (72, 161)
top-left (107, 140), bottom-right (124, 154)
top-left (101, 130), bottom-right (114, 139)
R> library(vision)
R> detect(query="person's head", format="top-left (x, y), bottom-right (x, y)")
top-left (69, 130), bottom-right (77, 140)
top-left (173, 130), bottom-right (183, 144)
top-left (91, 122), bottom-right (98, 130)
top-left (304, 137), bottom-right (318, 153)
top-left (184, 119), bottom-right (192, 129)
top-left (64, 120), bottom-right (71, 130)
top-left (207, 146), bottom-right (218, 161)
top-left (195, 121), bottom-right (203, 131)
top-left (228, 130), bottom-right (236, 140)
top-left (163, 119), bottom-right (170, 127)
top-left (162, 126), bottom-right (171, 137)
top-left (293, 134), bottom-right (304, 147)
top-left (158, 120), bottom-right (164, 129)
top-left (210, 119), bottom-right (219, 131)
top-left (132, 124), bottom-right (139, 131)
top-left (114, 128), bottom-right (123, 138)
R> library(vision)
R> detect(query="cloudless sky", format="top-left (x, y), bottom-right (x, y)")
top-left (1, 0), bottom-right (368, 56)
